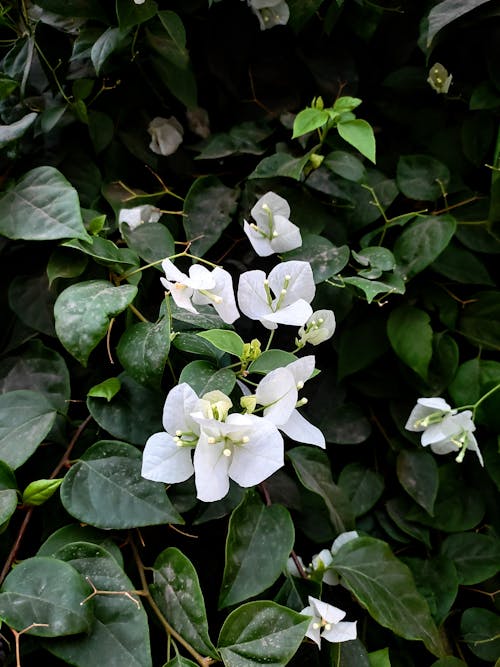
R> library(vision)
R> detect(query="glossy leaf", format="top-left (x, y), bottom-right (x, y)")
top-left (22, 479), bottom-right (62, 506)
top-left (219, 490), bottom-right (295, 608)
top-left (87, 377), bottom-right (121, 401)
top-left (197, 329), bottom-right (244, 358)
top-left (8, 272), bottom-right (56, 336)
top-left (178, 361), bottom-right (236, 396)
top-left (60, 440), bottom-right (184, 529)
top-left (337, 119), bottom-right (376, 163)
top-left (47, 247), bottom-right (88, 286)
top-left (0, 390), bottom-right (57, 469)
top-left (117, 318), bottom-right (170, 388)
top-left (0, 111), bottom-right (37, 148)
top-left (337, 463), bottom-right (384, 518)
top-left (394, 215), bottom-right (456, 279)
top-left (426, 0), bottom-right (493, 47)
top-left (217, 601), bottom-right (310, 667)
top-left (331, 537), bottom-right (446, 658)
top-left (248, 350), bottom-right (298, 374)
top-left (37, 524), bottom-right (123, 566)
top-left (343, 274), bottom-right (405, 303)
top-left (249, 152), bottom-right (312, 181)
top-left (396, 155), bottom-right (450, 200)
top-left (324, 150), bottom-right (367, 182)
top-left (440, 532), bottom-right (500, 585)
top-left (283, 235), bottom-right (350, 282)
top-left (396, 450), bottom-right (438, 516)
top-left (0, 557), bottom-right (92, 637)
top-left (292, 107), bottom-right (329, 138)
top-left (91, 27), bottom-right (129, 75)
top-left (151, 547), bottom-right (218, 658)
top-left (54, 280), bottom-right (138, 366)
top-left (387, 306), bottom-right (433, 380)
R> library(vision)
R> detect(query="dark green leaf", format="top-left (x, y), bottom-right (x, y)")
top-left (151, 547), bottom-right (218, 658)
top-left (320, 403), bottom-right (372, 445)
top-left (0, 166), bottom-right (90, 241)
top-left (394, 215), bottom-right (456, 279)
top-left (37, 524), bottom-right (123, 566)
top-left (0, 489), bottom-right (17, 528)
top-left (396, 450), bottom-right (438, 516)
top-left (324, 150), bottom-right (367, 182)
top-left (458, 290), bottom-right (500, 350)
top-left (248, 350), bottom-right (298, 374)
top-left (116, 0), bottom-right (157, 30)
top-left (47, 247), bottom-right (88, 286)
top-left (0, 112), bottom-right (37, 149)
top-left (426, 0), bottom-right (493, 47)
top-left (0, 557), bottom-right (92, 637)
top-left (432, 243), bottom-right (494, 285)
top-left (178, 361), bottom-right (236, 396)
top-left (91, 27), bottom-right (129, 75)
top-left (117, 318), bottom-right (170, 388)
top-left (337, 463), bottom-right (384, 518)
top-left (63, 236), bottom-right (140, 275)
top-left (337, 316), bottom-right (389, 380)
top-left (403, 556), bottom-right (458, 626)
top-left (387, 306), bottom-right (433, 380)
top-left (219, 490), bottom-right (295, 608)
top-left (396, 155), bottom-right (450, 200)
top-left (283, 235), bottom-right (349, 282)
top-left (8, 272), bottom-right (56, 336)
top-left (368, 647), bottom-right (391, 667)
top-left (343, 274), bottom-right (405, 303)
top-left (60, 440), bottom-right (183, 529)
top-left (461, 607), bottom-right (500, 662)
top-left (121, 222), bottom-right (175, 265)
top-left (249, 152), bottom-right (312, 181)
top-left (331, 639), bottom-right (371, 666)
top-left (440, 532), bottom-right (500, 585)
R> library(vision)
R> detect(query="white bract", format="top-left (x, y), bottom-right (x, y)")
top-left (405, 397), bottom-right (455, 432)
top-left (148, 116), bottom-right (184, 156)
top-left (243, 191), bottom-right (301, 256)
top-left (301, 596), bottom-right (357, 647)
top-left (191, 391), bottom-right (284, 502)
top-left (254, 355), bottom-right (325, 447)
top-left (238, 260), bottom-right (315, 330)
top-left (296, 309), bottom-right (336, 347)
top-left (248, 0), bottom-right (290, 30)
top-left (161, 259), bottom-right (239, 324)
top-left (118, 204), bottom-right (162, 232)
top-left (141, 383), bottom-right (200, 483)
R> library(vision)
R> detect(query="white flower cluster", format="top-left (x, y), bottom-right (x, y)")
top-left (300, 596), bottom-right (357, 647)
top-left (142, 191), bottom-right (336, 501)
top-left (405, 397), bottom-right (483, 465)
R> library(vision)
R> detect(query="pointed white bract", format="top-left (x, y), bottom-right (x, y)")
top-left (148, 116), bottom-right (184, 156)
top-left (405, 397), bottom-right (454, 432)
top-left (161, 259), bottom-right (239, 324)
top-left (301, 596), bottom-right (357, 647)
top-left (237, 260), bottom-right (315, 330)
top-left (118, 204), bottom-right (162, 232)
top-left (244, 191), bottom-right (301, 256)
top-left (141, 383), bottom-right (200, 483)
top-left (297, 309), bottom-right (336, 347)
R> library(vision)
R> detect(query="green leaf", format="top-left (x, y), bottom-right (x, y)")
top-left (458, 291), bottom-right (500, 351)
top-left (287, 446), bottom-right (354, 533)
top-left (287, 0), bottom-right (326, 32)
top-left (63, 236), bottom-right (140, 275)
top-left (0, 488), bottom-right (17, 528)
top-left (426, 0), bottom-right (493, 47)
top-left (394, 215), bottom-right (457, 279)
top-left (37, 524), bottom-right (123, 566)
top-left (343, 274), bottom-right (406, 303)
top-left (440, 532), bottom-right (500, 585)
top-left (337, 463), bottom-right (384, 518)
top-left (116, 0), bottom-right (157, 30)
top-left (87, 374), bottom-right (163, 445)
top-left (337, 315), bottom-right (389, 380)
top-left (183, 176), bottom-right (239, 257)
top-left (60, 440), bottom-right (183, 529)
top-left (197, 330), bottom-right (244, 358)
top-left (331, 537), bottom-right (446, 658)
top-left (46, 542), bottom-right (152, 667)
top-left (164, 658), bottom-right (198, 667)
top-left (333, 96), bottom-right (363, 113)
top-left (337, 119), bottom-right (376, 163)
top-left (121, 222), bottom-right (175, 265)
top-left (396, 450), bottom-right (438, 516)
top-left (431, 660), bottom-right (467, 667)
top-left (157, 11), bottom-right (188, 67)
top-left (283, 235), bottom-right (349, 282)
top-left (47, 247), bottom-right (88, 286)
top-left (396, 155), bottom-right (450, 201)
top-left (368, 648), bottom-right (391, 667)
top-left (217, 601), bottom-right (310, 667)
top-left (431, 243), bottom-right (494, 285)
top-left (461, 608), bottom-right (500, 662)
top-left (219, 490), bottom-right (295, 608)
top-left (173, 332), bottom-right (224, 362)
top-left (0, 112), bottom-right (37, 149)
top-left (8, 272), bottom-right (56, 336)
top-left (403, 556), bottom-right (458, 626)
top-left (324, 150), bottom-right (367, 182)
top-left (87, 377), bottom-right (121, 402)
top-left (0, 557), bottom-right (92, 637)
top-left (91, 27), bottom-right (129, 75)
top-left (387, 306), bottom-right (433, 380)
top-left (150, 547), bottom-right (218, 658)
top-left (0, 390), bottom-right (57, 470)
top-left (249, 152), bottom-right (312, 181)
top-left (0, 166), bottom-right (90, 241)
top-left (292, 107), bottom-right (330, 138)
top-left (178, 361), bottom-right (236, 396)
top-left (248, 350), bottom-right (298, 375)
top-left (0, 339), bottom-right (70, 414)
top-left (54, 280), bottom-right (138, 366)
top-left (117, 318), bottom-right (170, 388)
top-left (449, 358), bottom-right (500, 429)
top-left (196, 121), bottom-right (272, 160)
top-left (150, 55), bottom-right (198, 108)
top-left (22, 479), bottom-right (62, 506)
top-left (319, 403), bottom-right (372, 445)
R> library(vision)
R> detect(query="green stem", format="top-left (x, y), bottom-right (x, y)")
top-left (264, 330), bottom-right (275, 351)
top-left (461, 382), bottom-right (500, 416)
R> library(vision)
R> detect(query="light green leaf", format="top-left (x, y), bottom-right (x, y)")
top-left (54, 280), bottom-right (138, 366)
top-left (387, 306), bottom-right (433, 379)
top-left (0, 112), bottom-right (37, 149)
top-left (0, 557), bottom-right (92, 637)
top-left (0, 390), bottom-right (57, 470)
top-left (117, 318), bottom-right (170, 388)
top-left (333, 96), bottom-right (363, 113)
top-left (219, 490), bottom-right (295, 608)
top-left (368, 648), bottom-right (391, 667)
top-left (151, 547), bottom-right (218, 658)
top-left (22, 479), bottom-right (62, 506)
top-left (337, 119), bottom-right (376, 163)
top-left (292, 107), bottom-right (330, 138)
top-left (60, 440), bottom-right (184, 529)
top-left (0, 166), bottom-right (90, 241)
top-left (343, 273), bottom-right (405, 303)
top-left (87, 377), bottom-right (121, 402)
top-left (331, 537), bottom-right (446, 657)
top-left (217, 601), bottom-right (310, 667)
top-left (197, 330), bottom-right (244, 358)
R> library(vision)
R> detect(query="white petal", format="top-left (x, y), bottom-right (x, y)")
top-left (268, 261), bottom-right (315, 306)
top-left (269, 216), bottom-right (302, 253)
top-left (164, 281), bottom-right (197, 313)
top-left (331, 531), bottom-right (359, 555)
top-left (188, 264), bottom-right (216, 290)
top-left (237, 269), bottom-right (272, 320)
top-left (262, 299), bottom-right (313, 327)
top-left (163, 383), bottom-right (199, 435)
top-left (255, 367), bottom-right (297, 425)
top-left (243, 220), bottom-right (274, 257)
top-left (212, 266), bottom-right (240, 324)
top-left (417, 397), bottom-right (452, 411)
top-left (465, 432), bottom-right (484, 466)
top-left (162, 259), bottom-right (189, 284)
top-left (322, 621), bottom-right (357, 643)
top-left (280, 409), bottom-right (326, 447)
top-left (148, 116), bottom-right (184, 156)
top-left (141, 432), bottom-right (194, 483)
top-left (251, 191), bottom-right (290, 224)
top-left (308, 597), bottom-right (345, 625)
top-left (193, 433), bottom-right (231, 502)
top-left (286, 355), bottom-right (315, 385)
top-left (305, 620), bottom-right (322, 647)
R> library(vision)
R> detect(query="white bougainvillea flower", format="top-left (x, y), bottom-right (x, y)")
top-left (254, 355), bottom-right (325, 447)
top-left (248, 0), bottom-right (290, 30)
top-left (238, 260), bottom-right (315, 330)
top-left (148, 116), bottom-right (184, 156)
top-left (421, 410), bottom-right (483, 466)
top-left (243, 191), bottom-right (301, 256)
top-left (331, 531), bottom-right (359, 555)
top-left (161, 259), bottom-right (239, 324)
top-left (141, 383), bottom-right (200, 483)
top-left (296, 309), bottom-right (336, 347)
top-left (118, 204), bottom-right (162, 232)
top-left (301, 596), bottom-right (357, 647)
top-left (191, 400), bottom-right (284, 502)
top-left (405, 397), bottom-right (455, 432)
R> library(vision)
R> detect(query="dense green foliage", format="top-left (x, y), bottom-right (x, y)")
top-left (0, 1), bottom-right (499, 666)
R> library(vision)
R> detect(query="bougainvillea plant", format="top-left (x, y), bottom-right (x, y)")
top-left (0, 1), bottom-right (499, 666)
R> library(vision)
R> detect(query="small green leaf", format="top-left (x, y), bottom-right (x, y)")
top-left (197, 329), bottom-right (244, 358)
top-left (87, 377), bottom-right (121, 402)
top-left (249, 151), bottom-right (312, 180)
top-left (387, 306), bottom-right (433, 380)
top-left (292, 107), bottom-right (330, 138)
top-left (219, 490), bottom-right (295, 608)
top-left (91, 27), bottom-right (129, 75)
top-left (47, 247), bottom-right (88, 286)
top-left (283, 235), bottom-right (350, 282)
top-left (151, 547), bottom-right (218, 658)
top-left (343, 274), bottom-right (406, 303)
top-left (337, 119), bottom-right (376, 163)
top-left (0, 557), bottom-right (92, 637)
top-left (248, 350), bottom-right (298, 374)
top-left (394, 215), bottom-right (456, 280)
top-left (217, 601), bottom-right (310, 667)
top-left (54, 280), bottom-right (138, 366)
top-left (178, 361), bottom-right (236, 396)
top-left (368, 647), bottom-right (391, 667)
top-left (117, 318), bottom-right (171, 388)
top-left (333, 96), bottom-right (363, 113)
top-left (22, 479), bottom-right (62, 506)
top-left (0, 112), bottom-right (37, 149)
